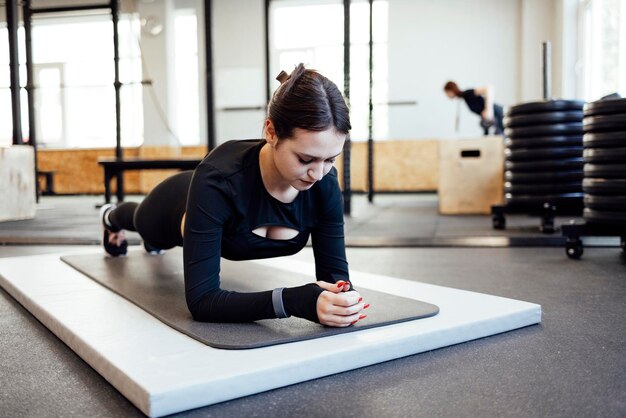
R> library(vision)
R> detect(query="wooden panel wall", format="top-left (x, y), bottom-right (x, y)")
top-left (335, 140), bottom-right (439, 192)
top-left (137, 146), bottom-right (210, 191)
top-left (38, 148), bottom-right (139, 194)
top-left (37, 140), bottom-right (438, 195)
top-left (36, 147), bottom-right (208, 195)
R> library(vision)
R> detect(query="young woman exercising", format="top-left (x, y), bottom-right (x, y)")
top-left (443, 80), bottom-right (504, 135)
top-left (100, 64), bottom-right (369, 327)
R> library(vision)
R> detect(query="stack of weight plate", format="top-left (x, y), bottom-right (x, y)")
top-left (502, 100), bottom-right (586, 212)
top-left (582, 98), bottom-right (626, 225)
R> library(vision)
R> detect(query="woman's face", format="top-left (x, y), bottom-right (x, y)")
top-left (268, 125), bottom-right (346, 191)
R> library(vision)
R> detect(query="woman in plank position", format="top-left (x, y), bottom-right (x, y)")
top-left (100, 64), bottom-right (368, 327)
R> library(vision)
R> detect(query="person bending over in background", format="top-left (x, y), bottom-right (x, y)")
top-left (99, 64), bottom-right (369, 328)
top-left (444, 80), bottom-right (504, 135)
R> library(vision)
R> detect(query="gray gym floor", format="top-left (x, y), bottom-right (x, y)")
top-left (0, 194), bottom-right (615, 247)
top-left (1, 243), bottom-right (625, 417)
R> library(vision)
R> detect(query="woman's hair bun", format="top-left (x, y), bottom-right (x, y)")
top-left (267, 63), bottom-right (351, 139)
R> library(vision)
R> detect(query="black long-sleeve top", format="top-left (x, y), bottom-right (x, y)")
top-left (462, 89), bottom-right (486, 115)
top-left (183, 139), bottom-right (349, 323)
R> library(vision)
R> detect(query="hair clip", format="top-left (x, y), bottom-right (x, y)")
top-left (276, 70), bottom-right (290, 84)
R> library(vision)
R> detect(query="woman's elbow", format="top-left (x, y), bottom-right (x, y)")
top-left (186, 300), bottom-right (202, 321)
top-left (186, 297), bottom-right (214, 322)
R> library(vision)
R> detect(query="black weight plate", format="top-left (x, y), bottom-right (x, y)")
top-left (505, 123), bottom-right (583, 138)
top-left (583, 208), bottom-right (626, 225)
top-left (507, 100), bottom-right (585, 116)
top-left (583, 147), bottom-right (626, 163)
top-left (583, 98), bottom-right (626, 116)
top-left (505, 146), bottom-right (583, 161)
top-left (504, 182), bottom-right (582, 194)
top-left (583, 178), bottom-right (626, 194)
top-left (505, 170), bottom-right (583, 183)
top-left (505, 135), bottom-right (582, 149)
top-left (584, 194), bottom-right (626, 210)
top-left (503, 111), bottom-right (583, 128)
top-left (583, 131), bottom-right (626, 148)
top-left (583, 164), bottom-right (626, 179)
top-left (505, 158), bottom-right (584, 172)
top-left (505, 193), bottom-right (584, 209)
top-left (583, 113), bottom-right (626, 133)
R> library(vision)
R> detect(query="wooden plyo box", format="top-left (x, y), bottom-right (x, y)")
top-left (0, 145), bottom-right (36, 222)
top-left (438, 136), bottom-right (504, 215)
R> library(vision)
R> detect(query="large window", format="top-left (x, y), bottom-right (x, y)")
top-left (0, 13), bottom-right (143, 149)
top-left (579, 0), bottom-right (626, 100)
top-left (269, 0), bottom-right (388, 141)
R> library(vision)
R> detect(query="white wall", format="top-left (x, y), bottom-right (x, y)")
top-left (205, 0), bottom-right (579, 143)
top-left (0, 0), bottom-right (583, 148)
top-left (386, 0), bottom-right (521, 139)
top-left (554, 0), bottom-right (584, 99)
top-left (177, 0), bottom-right (208, 149)
top-left (519, 0), bottom-right (556, 102)
top-left (520, 0), bottom-right (581, 100)
top-left (137, 0), bottom-right (179, 147)
top-left (212, 0), bottom-right (267, 145)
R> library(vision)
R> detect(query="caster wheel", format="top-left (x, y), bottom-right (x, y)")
top-left (492, 214), bottom-right (506, 230)
top-left (566, 239), bottom-right (583, 259)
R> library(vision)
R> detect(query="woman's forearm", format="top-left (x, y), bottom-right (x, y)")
top-left (188, 289), bottom-right (276, 322)
top-left (188, 283), bottom-right (324, 323)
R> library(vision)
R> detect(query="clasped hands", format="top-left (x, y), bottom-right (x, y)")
top-left (315, 280), bottom-right (370, 327)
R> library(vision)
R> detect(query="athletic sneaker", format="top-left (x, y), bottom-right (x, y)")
top-left (143, 240), bottom-right (164, 255)
top-left (100, 203), bottom-right (128, 257)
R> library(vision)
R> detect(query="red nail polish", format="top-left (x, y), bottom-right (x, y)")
top-left (358, 297), bottom-right (363, 303)
top-left (359, 314), bottom-right (367, 320)
top-left (350, 320), bottom-right (358, 325)
top-left (336, 281), bottom-right (345, 288)
top-left (363, 303), bottom-right (370, 309)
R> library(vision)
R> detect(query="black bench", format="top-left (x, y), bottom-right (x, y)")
top-left (98, 157), bottom-right (202, 204)
top-left (37, 170), bottom-right (57, 195)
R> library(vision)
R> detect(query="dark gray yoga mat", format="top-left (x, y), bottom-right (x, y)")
top-left (61, 249), bottom-right (439, 349)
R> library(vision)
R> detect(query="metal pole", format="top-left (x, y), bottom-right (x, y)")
top-left (23, 0), bottom-right (40, 201)
top-left (342, 0), bottom-right (352, 216)
top-left (367, 0), bottom-right (374, 203)
top-left (265, 0), bottom-right (271, 104)
top-left (6, 0), bottom-right (23, 145)
top-left (542, 41), bottom-right (552, 100)
top-left (204, 0), bottom-right (216, 151)
top-left (111, 0), bottom-right (124, 201)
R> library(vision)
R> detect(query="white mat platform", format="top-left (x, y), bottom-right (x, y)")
top-left (0, 250), bottom-right (541, 417)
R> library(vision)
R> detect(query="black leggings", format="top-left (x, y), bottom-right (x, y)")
top-left (108, 171), bottom-right (193, 249)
